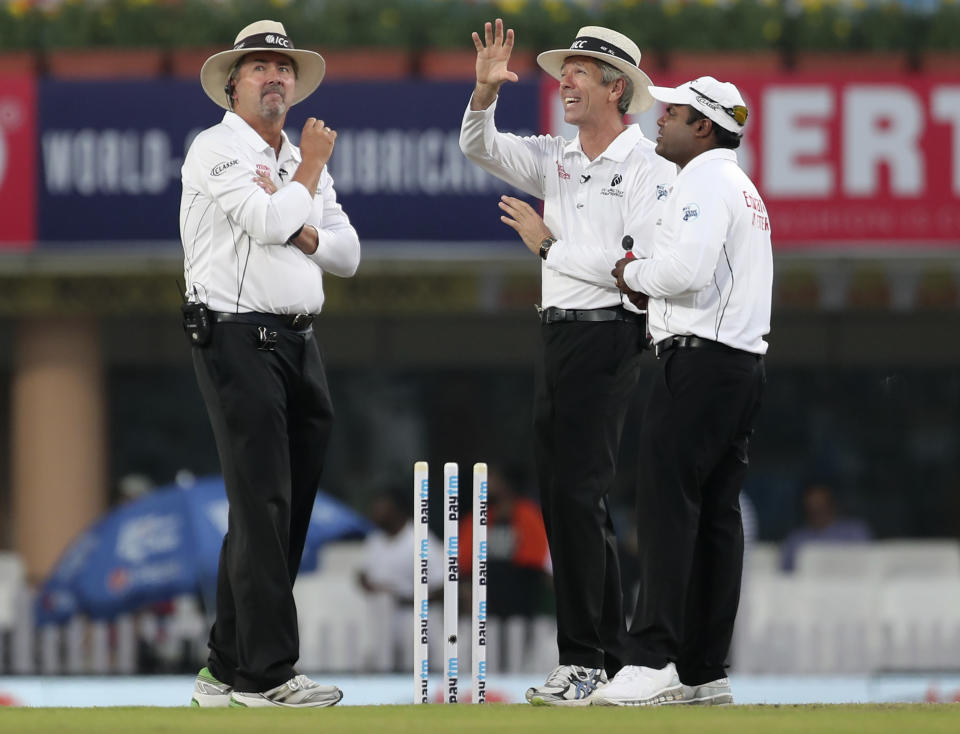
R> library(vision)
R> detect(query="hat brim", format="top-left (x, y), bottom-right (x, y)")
top-left (200, 47), bottom-right (326, 111)
top-left (647, 84), bottom-right (695, 107)
top-left (536, 49), bottom-right (654, 114)
top-left (648, 84), bottom-right (744, 134)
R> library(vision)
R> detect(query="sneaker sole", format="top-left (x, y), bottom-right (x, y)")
top-left (681, 693), bottom-right (734, 706)
top-left (229, 690), bottom-right (343, 708)
top-left (528, 695), bottom-right (594, 707)
top-left (190, 693), bottom-right (232, 708)
top-left (590, 685), bottom-right (684, 707)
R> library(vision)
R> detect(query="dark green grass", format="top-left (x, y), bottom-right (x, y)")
top-left (1, 704), bottom-right (958, 734)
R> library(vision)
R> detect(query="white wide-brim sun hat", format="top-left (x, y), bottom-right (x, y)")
top-left (200, 20), bottom-right (325, 110)
top-left (536, 26), bottom-right (654, 114)
top-left (647, 76), bottom-right (749, 134)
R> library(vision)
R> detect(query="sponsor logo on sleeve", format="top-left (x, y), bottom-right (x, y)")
top-left (210, 159), bottom-right (239, 176)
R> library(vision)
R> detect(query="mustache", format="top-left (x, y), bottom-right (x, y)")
top-left (261, 83), bottom-right (285, 98)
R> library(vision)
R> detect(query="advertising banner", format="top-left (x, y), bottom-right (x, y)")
top-left (0, 75), bottom-right (37, 248)
top-left (545, 71), bottom-right (960, 249)
top-left (28, 71), bottom-right (960, 249)
top-left (36, 79), bottom-right (538, 244)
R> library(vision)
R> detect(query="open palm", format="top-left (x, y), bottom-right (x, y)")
top-left (472, 19), bottom-right (519, 87)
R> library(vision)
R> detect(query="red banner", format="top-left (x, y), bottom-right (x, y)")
top-left (543, 70), bottom-right (960, 250)
top-left (0, 75), bottom-right (37, 248)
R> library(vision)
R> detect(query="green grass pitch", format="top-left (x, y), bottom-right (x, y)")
top-left (2, 704), bottom-right (958, 734)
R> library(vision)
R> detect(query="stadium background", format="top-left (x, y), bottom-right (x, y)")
top-left (0, 0), bottom-right (959, 701)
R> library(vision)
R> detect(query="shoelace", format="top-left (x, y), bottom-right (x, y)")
top-left (288, 674), bottom-right (315, 692)
top-left (544, 665), bottom-right (578, 687)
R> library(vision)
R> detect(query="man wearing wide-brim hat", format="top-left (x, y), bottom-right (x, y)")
top-left (460, 19), bottom-right (676, 705)
top-left (181, 19), bottom-right (359, 709)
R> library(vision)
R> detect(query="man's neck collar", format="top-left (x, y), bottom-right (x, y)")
top-left (228, 110), bottom-right (286, 156)
top-left (576, 118), bottom-right (628, 161)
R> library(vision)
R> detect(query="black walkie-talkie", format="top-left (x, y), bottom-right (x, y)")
top-left (179, 282), bottom-right (212, 347)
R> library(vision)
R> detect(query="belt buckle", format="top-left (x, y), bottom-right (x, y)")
top-left (290, 313), bottom-right (310, 329)
top-left (655, 338), bottom-right (676, 358)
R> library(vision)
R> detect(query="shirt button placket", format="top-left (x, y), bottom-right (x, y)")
top-left (576, 166), bottom-right (589, 210)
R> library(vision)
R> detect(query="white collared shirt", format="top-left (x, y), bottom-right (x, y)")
top-left (180, 111), bottom-right (360, 314)
top-left (460, 98), bottom-right (676, 310)
top-left (622, 148), bottom-right (772, 354)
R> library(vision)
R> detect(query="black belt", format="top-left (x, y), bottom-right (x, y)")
top-left (211, 311), bottom-right (315, 332)
top-left (540, 306), bottom-right (642, 325)
top-left (654, 335), bottom-right (754, 358)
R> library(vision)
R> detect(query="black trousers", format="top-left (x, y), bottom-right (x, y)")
top-left (192, 321), bottom-right (333, 692)
top-left (626, 346), bottom-right (765, 685)
top-left (533, 318), bottom-right (645, 676)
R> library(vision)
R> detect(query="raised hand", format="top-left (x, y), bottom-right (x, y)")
top-left (293, 117), bottom-right (336, 196)
top-left (299, 117), bottom-right (337, 169)
top-left (470, 18), bottom-right (519, 110)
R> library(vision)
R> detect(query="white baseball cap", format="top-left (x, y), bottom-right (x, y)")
top-left (647, 76), bottom-right (748, 134)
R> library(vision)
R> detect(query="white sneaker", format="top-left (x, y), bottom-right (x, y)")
top-left (229, 674), bottom-right (343, 708)
top-left (525, 664), bottom-right (608, 706)
top-left (590, 663), bottom-right (683, 706)
top-left (679, 677), bottom-right (733, 705)
top-left (190, 667), bottom-right (231, 708)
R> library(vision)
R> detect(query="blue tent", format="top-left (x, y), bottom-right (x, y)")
top-left (36, 476), bottom-right (371, 624)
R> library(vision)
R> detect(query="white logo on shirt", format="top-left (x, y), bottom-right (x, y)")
top-left (656, 184), bottom-right (670, 201)
top-left (210, 159), bottom-right (239, 176)
top-left (682, 204), bottom-right (700, 221)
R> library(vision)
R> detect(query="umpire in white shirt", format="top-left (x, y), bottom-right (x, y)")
top-left (460, 19), bottom-right (676, 705)
top-left (595, 76), bottom-right (772, 707)
top-left (180, 20), bottom-right (359, 709)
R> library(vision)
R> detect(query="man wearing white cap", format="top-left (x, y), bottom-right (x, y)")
top-left (181, 20), bottom-right (359, 708)
top-left (593, 77), bottom-right (772, 706)
top-left (460, 19), bottom-right (676, 705)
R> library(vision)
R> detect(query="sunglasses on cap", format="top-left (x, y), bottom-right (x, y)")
top-left (690, 86), bottom-right (748, 126)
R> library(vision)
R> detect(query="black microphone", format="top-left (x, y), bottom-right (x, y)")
top-left (621, 235), bottom-right (636, 260)
top-left (278, 167), bottom-right (288, 181)
top-left (580, 174), bottom-right (591, 183)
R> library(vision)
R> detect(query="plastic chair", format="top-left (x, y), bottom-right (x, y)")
top-left (0, 552), bottom-right (25, 629)
top-left (877, 540), bottom-right (960, 578)
top-left (878, 578), bottom-right (960, 671)
top-left (794, 543), bottom-right (883, 579)
top-left (742, 575), bottom-right (881, 673)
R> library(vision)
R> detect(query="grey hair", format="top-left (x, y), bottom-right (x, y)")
top-left (596, 59), bottom-right (634, 116)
